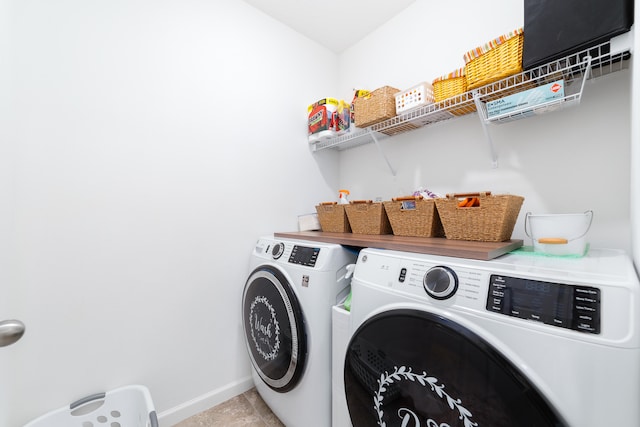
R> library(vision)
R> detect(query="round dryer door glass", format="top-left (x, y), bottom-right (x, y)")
top-left (344, 309), bottom-right (566, 427)
top-left (242, 265), bottom-right (306, 393)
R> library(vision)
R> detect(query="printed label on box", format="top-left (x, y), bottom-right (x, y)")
top-left (486, 80), bottom-right (565, 118)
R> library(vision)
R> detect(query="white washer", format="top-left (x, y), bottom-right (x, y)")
top-left (242, 236), bottom-right (357, 427)
top-left (335, 247), bottom-right (640, 427)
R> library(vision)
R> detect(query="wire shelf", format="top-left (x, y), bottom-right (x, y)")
top-left (475, 40), bottom-right (630, 124)
top-left (312, 128), bottom-right (384, 151)
top-left (309, 39), bottom-right (630, 153)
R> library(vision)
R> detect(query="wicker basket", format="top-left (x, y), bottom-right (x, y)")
top-left (344, 200), bottom-right (392, 235)
top-left (433, 69), bottom-right (468, 102)
top-left (383, 196), bottom-right (444, 237)
top-left (432, 69), bottom-right (477, 116)
top-left (353, 86), bottom-right (399, 128)
top-left (435, 192), bottom-right (524, 242)
top-left (316, 202), bottom-right (352, 233)
top-left (464, 28), bottom-right (524, 91)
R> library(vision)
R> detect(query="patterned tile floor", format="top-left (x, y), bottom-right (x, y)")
top-left (173, 388), bottom-right (285, 427)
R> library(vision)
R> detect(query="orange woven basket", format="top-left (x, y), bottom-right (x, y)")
top-left (464, 28), bottom-right (524, 91)
top-left (432, 69), bottom-right (477, 116)
top-left (433, 69), bottom-right (468, 102)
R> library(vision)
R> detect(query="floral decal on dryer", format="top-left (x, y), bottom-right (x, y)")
top-left (249, 295), bottom-right (281, 360)
top-left (374, 366), bottom-right (478, 427)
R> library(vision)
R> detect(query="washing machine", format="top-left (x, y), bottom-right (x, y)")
top-left (242, 236), bottom-right (358, 427)
top-left (334, 247), bottom-right (640, 427)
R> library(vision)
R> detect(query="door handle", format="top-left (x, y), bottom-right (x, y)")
top-left (0, 319), bottom-right (25, 347)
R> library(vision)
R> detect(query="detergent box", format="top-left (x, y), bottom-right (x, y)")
top-left (486, 79), bottom-right (565, 118)
top-left (308, 98), bottom-right (339, 143)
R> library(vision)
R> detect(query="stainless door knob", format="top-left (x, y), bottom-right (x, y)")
top-left (0, 319), bottom-right (25, 347)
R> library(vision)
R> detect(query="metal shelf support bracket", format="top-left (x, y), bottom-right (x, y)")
top-left (473, 90), bottom-right (499, 169)
top-left (369, 131), bottom-right (397, 176)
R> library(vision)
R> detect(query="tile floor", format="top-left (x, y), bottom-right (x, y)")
top-left (173, 388), bottom-right (285, 427)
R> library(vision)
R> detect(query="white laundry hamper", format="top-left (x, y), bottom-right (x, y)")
top-left (24, 385), bottom-right (158, 427)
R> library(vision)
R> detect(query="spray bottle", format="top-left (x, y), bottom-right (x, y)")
top-left (339, 189), bottom-right (350, 204)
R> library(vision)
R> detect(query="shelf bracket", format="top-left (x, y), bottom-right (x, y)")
top-left (473, 90), bottom-right (499, 168)
top-left (369, 131), bottom-right (397, 176)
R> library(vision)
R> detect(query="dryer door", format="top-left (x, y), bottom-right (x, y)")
top-left (344, 309), bottom-right (566, 427)
top-left (242, 265), bottom-right (307, 393)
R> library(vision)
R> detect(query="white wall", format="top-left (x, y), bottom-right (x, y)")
top-left (337, 0), bottom-right (632, 252)
top-left (0, 1), bottom-right (17, 426)
top-left (340, 0), bottom-right (525, 92)
top-left (2, 1), bottom-right (635, 426)
top-left (1, 1), bottom-right (338, 425)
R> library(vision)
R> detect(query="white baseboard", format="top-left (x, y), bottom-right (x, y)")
top-left (157, 376), bottom-right (255, 426)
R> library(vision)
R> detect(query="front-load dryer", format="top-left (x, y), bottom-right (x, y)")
top-left (337, 247), bottom-right (640, 427)
top-left (242, 236), bottom-right (357, 427)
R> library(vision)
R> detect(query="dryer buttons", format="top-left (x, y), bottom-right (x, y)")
top-left (424, 266), bottom-right (458, 300)
top-left (398, 268), bottom-right (407, 283)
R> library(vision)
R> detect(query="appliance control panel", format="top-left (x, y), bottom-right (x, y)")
top-left (288, 245), bottom-right (320, 267)
top-left (487, 274), bottom-right (601, 334)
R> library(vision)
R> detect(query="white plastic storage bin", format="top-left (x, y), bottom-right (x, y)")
top-left (24, 385), bottom-right (158, 427)
top-left (394, 82), bottom-right (435, 114)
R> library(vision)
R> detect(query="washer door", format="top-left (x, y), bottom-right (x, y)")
top-left (345, 309), bottom-right (566, 427)
top-left (242, 265), bottom-right (307, 393)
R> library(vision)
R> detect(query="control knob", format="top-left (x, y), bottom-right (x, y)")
top-left (423, 266), bottom-right (458, 300)
top-left (271, 242), bottom-right (285, 260)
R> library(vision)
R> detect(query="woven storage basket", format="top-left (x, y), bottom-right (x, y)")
top-left (344, 200), bottom-right (392, 235)
top-left (432, 69), bottom-right (477, 116)
top-left (435, 192), bottom-right (524, 242)
top-left (464, 28), bottom-right (524, 91)
top-left (433, 69), bottom-right (468, 102)
top-left (316, 202), bottom-right (351, 233)
top-left (353, 86), bottom-right (399, 128)
top-left (383, 196), bottom-right (444, 237)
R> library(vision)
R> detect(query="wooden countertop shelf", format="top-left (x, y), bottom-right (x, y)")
top-left (274, 231), bottom-right (522, 261)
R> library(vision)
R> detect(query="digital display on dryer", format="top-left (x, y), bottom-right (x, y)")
top-left (288, 245), bottom-right (320, 267)
top-left (487, 275), bottom-right (601, 334)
